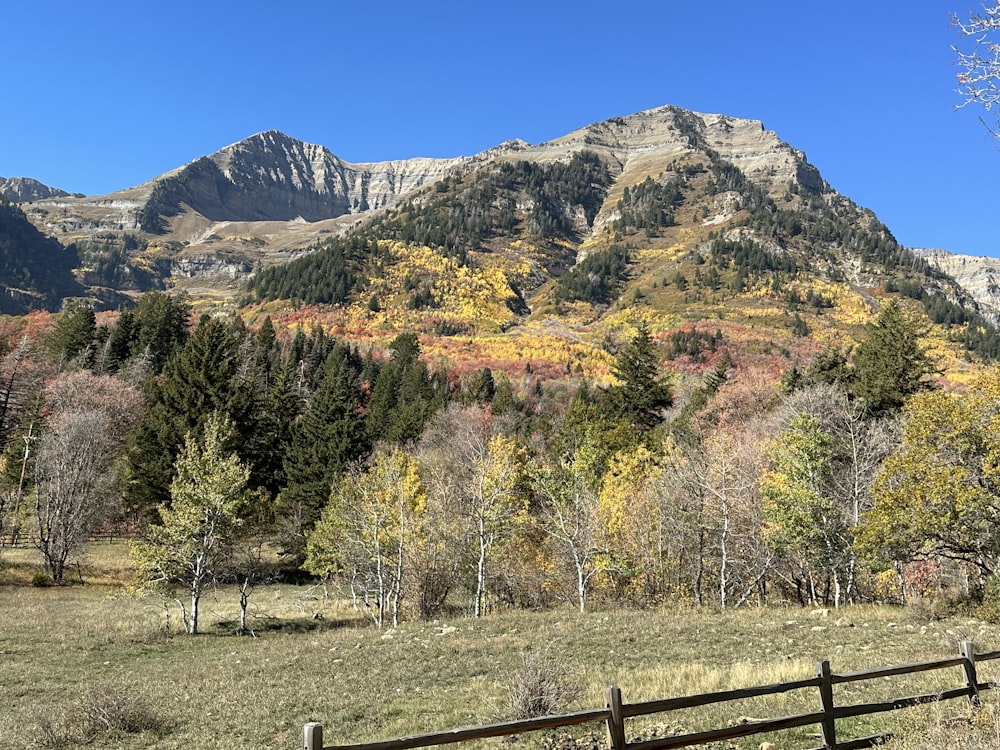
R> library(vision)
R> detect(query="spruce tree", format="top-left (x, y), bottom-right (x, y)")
top-left (130, 291), bottom-right (190, 372)
top-left (277, 344), bottom-right (371, 559)
top-left (104, 309), bottom-right (136, 374)
top-left (47, 302), bottom-right (96, 365)
top-left (603, 322), bottom-right (672, 431)
top-left (852, 301), bottom-right (937, 415)
top-left (365, 332), bottom-right (441, 445)
top-left (122, 317), bottom-right (265, 515)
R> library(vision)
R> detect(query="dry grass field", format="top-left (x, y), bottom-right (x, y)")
top-left (2, 542), bottom-right (999, 750)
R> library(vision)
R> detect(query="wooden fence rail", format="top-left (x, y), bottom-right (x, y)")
top-left (303, 641), bottom-right (1000, 750)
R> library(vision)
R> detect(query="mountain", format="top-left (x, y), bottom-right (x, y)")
top-left (16, 131), bottom-right (481, 303)
top-left (245, 104), bottom-right (1000, 373)
top-left (1, 176), bottom-right (80, 203)
top-left (0, 198), bottom-right (84, 312)
top-left (6, 103), bottom-right (1000, 378)
top-left (137, 130), bottom-right (471, 231)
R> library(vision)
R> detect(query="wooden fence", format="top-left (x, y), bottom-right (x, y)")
top-left (302, 641), bottom-right (1000, 750)
top-left (0, 529), bottom-right (140, 548)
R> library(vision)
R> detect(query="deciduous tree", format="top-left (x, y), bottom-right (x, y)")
top-left (416, 406), bottom-right (527, 617)
top-left (32, 372), bottom-right (141, 583)
top-left (858, 370), bottom-right (1000, 582)
top-left (760, 414), bottom-right (848, 605)
top-left (305, 448), bottom-right (424, 627)
top-left (954, 3), bottom-right (1000, 137)
top-left (531, 441), bottom-right (603, 613)
top-left (132, 413), bottom-right (252, 635)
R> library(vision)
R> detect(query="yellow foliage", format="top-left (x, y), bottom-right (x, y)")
top-left (351, 241), bottom-right (524, 333)
top-left (598, 445), bottom-right (662, 560)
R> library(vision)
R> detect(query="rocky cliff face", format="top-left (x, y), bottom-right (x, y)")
top-left (522, 105), bottom-right (824, 194)
top-left (914, 248), bottom-right (1000, 319)
top-left (139, 130), bottom-right (470, 230)
top-left (1, 176), bottom-right (80, 203)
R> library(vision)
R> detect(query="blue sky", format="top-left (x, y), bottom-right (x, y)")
top-left (3, 1), bottom-right (998, 256)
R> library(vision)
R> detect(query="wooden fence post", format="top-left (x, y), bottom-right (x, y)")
top-left (817, 660), bottom-right (837, 750)
top-left (959, 640), bottom-right (981, 706)
top-left (605, 686), bottom-right (626, 750)
top-left (304, 721), bottom-right (324, 750)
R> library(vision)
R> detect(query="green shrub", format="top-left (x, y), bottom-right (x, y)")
top-left (31, 572), bottom-right (51, 588)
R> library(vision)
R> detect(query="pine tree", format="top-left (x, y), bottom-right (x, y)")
top-left (277, 344), bottom-right (372, 559)
top-left (852, 301), bottom-right (937, 415)
top-left (604, 323), bottom-right (672, 431)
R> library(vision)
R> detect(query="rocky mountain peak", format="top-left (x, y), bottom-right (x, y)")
top-left (527, 105), bottom-right (825, 196)
top-left (133, 130), bottom-right (469, 229)
top-left (1, 176), bottom-right (81, 202)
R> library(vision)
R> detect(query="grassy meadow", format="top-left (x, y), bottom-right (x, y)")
top-left (2, 542), bottom-right (1000, 750)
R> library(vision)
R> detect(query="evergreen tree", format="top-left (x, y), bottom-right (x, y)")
top-left (46, 302), bottom-right (96, 365)
top-left (467, 367), bottom-right (496, 404)
top-left (122, 317), bottom-right (263, 516)
top-left (365, 332), bottom-right (441, 445)
top-left (254, 354), bottom-right (302, 496)
top-left (104, 309), bottom-right (136, 374)
top-left (852, 301), bottom-right (937, 415)
top-left (603, 323), bottom-right (672, 431)
top-left (130, 291), bottom-right (190, 372)
top-left (277, 344), bottom-right (372, 560)
top-left (491, 372), bottom-right (515, 415)
top-left (806, 347), bottom-right (853, 389)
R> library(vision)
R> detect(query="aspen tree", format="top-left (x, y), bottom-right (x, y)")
top-left (132, 413), bottom-right (251, 635)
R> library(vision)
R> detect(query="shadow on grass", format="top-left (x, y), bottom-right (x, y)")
top-left (214, 615), bottom-right (362, 635)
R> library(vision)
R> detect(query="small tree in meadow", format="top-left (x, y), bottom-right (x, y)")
top-left (132, 412), bottom-right (251, 635)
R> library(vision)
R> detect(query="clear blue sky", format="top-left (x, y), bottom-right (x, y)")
top-left (2, 1), bottom-right (998, 256)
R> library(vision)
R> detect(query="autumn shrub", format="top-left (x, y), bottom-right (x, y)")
top-left (72, 679), bottom-right (164, 738)
top-left (908, 586), bottom-right (983, 623)
top-left (504, 648), bottom-right (581, 720)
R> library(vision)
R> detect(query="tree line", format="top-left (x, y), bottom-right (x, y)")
top-left (0, 293), bottom-right (995, 633)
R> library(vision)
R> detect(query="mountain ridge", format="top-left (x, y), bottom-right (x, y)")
top-left (1, 176), bottom-right (82, 203)
top-left (3, 103), bottom-right (999, 377)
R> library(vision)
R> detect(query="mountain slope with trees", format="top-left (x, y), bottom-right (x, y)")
top-left (2, 102), bottom-right (1000, 623)
top-left (0, 197), bottom-right (83, 313)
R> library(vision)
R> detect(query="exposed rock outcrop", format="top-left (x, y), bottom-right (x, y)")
top-left (138, 130), bottom-right (469, 231)
top-left (913, 248), bottom-right (1000, 319)
top-left (1, 176), bottom-right (81, 202)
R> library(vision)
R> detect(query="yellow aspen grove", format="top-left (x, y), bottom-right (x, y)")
top-left (305, 448), bottom-right (425, 628)
top-left (597, 444), bottom-right (663, 601)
